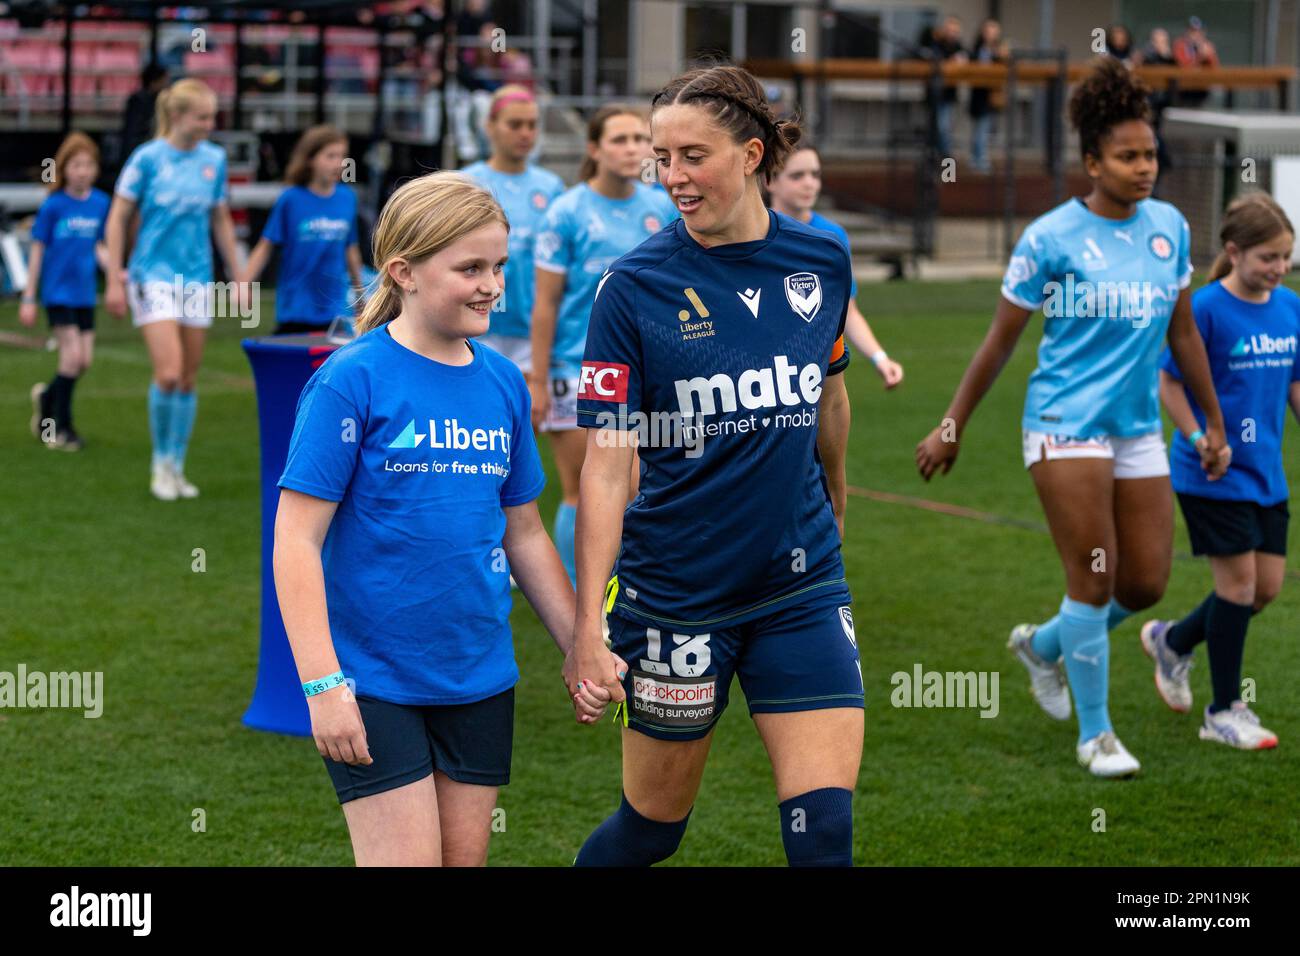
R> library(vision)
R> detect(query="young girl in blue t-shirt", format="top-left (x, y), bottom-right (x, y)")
top-left (21, 131), bottom-right (110, 451)
top-left (274, 172), bottom-right (621, 866)
top-left (242, 124), bottom-right (363, 335)
top-left (1143, 193), bottom-right (1298, 750)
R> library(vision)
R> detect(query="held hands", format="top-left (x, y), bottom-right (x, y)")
top-left (1195, 428), bottom-right (1231, 481)
top-left (18, 302), bottom-right (37, 327)
top-left (308, 684), bottom-right (372, 766)
top-left (915, 423), bottom-right (959, 481)
top-left (563, 638), bottom-right (627, 726)
top-left (105, 275), bottom-right (127, 319)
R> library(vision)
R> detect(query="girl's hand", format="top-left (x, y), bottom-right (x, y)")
top-left (876, 358), bottom-right (904, 389)
top-left (529, 375), bottom-right (551, 430)
top-left (18, 302), bottom-right (37, 327)
top-left (105, 280), bottom-right (127, 319)
top-left (308, 687), bottom-right (373, 765)
top-left (1196, 429), bottom-right (1231, 481)
top-left (571, 651), bottom-right (629, 723)
top-left (916, 424), bottom-right (959, 481)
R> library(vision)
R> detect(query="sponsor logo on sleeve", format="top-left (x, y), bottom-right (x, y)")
top-left (578, 362), bottom-right (630, 402)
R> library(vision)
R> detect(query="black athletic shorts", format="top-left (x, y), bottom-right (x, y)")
top-left (47, 306), bottom-right (95, 331)
top-left (322, 687), bottom-right (514, 804)
top-left (1177, 493), bottom-right (1289, 557)
top-left (273, 320), bottom-right (331, 336)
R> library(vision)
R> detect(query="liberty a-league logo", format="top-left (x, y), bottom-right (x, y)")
top-left (784, 272), bottom-right (822, 322)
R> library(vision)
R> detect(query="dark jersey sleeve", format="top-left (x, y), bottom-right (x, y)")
top-left (576, 269), bottom-right (643, 428)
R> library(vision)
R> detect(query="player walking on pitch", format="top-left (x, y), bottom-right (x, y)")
top-left (566, 66), bottom-right (862, 866)
top-left (916, 59), bottom-right (1229, 778)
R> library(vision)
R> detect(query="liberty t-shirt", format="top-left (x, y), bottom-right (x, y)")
top-left (278, 326), bottom-right (546, 704)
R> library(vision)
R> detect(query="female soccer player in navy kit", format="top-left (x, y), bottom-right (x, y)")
top-left (22, 132), bottom-right (110, 450)
top-left (1142, 194), bottom-right (1297, 750)
top-left (766, 144), bottom-right (904, 389)
top-left (916, 59), bottom-right (1229, 778)
top-left (242, 125), bottom-right (364, 335)
top-left (530, 105), bottom-right (677, 584)
top-left (275, 173), bottom-right (619, 866)
top-left (104, 78), bottom-right (242, 501)
top-left (462, 85), bottom-right (565, 374)
top-left (566, 66), bottom-right (861, 867)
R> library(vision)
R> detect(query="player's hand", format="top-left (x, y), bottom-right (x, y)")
top-left (308, 686), bottom-right (373, 766)
top-left (18, 302), bottom-right (37, 327)
top-left (876, 358), bottom-right (904, 389)
top-left (105, 280), bottom-right (127, 319)
top-left (563, 633), bottom-right (626, 709)
top-left (529, 376), bottom-right (550, 430)
top-left (916, 424), bottom-right (959, 481)
top-left (1196, 428), bottom-right (1230, 481)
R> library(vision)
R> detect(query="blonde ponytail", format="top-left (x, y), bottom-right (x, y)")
top-left (354, 172), bottom-right (509, 336)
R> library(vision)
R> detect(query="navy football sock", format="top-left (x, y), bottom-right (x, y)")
top-left (574, 793), bottom-right (690, 866)
top-left (778, 787), bottom-right (854, 867)
top-left (1167, 592), bottom-right (1215, 655)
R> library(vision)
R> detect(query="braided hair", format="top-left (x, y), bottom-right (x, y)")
top-left (651, 65), bottom-right (801, 183)
top-left (1068, 56), bottom-right (1153, 161)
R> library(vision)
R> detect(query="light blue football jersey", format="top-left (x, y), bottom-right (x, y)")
top-left (535, 181), bottom-right (678, 378)
top-left (1002, 197), bottom-right (1193, 437)
top-left (115, 139), bottom-right (229, 285)
top-left (461, 161), bottom-right (565, 339)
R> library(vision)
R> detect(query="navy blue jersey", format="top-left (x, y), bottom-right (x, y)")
top-left (577, 210), bottom-right (851, 630)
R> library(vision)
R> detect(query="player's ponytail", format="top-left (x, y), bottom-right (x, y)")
top-left (652, 65), bottom-right (802, 183)
top-left (154, 77), bottom-right (216, 138)
top-left (578, 103), bottom-right (645, 182)
top-left (355, 172), bottom-right (509, 336)
top-left (1209, 192), bottom-right (1295, 282)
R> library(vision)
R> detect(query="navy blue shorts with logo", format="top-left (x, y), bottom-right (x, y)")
top-left (323, 687), bottom-right (514, 804)
top-left (608, 594), bottom-right (865, 741)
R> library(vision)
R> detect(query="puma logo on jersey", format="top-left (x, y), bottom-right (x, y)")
top-left (737, 287), bottom-right (761, 318)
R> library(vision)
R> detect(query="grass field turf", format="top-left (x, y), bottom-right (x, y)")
top-left (2, 278), bottom-right (1298, 866)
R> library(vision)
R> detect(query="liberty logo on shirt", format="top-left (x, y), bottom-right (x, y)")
top-left (1228, 334), bottom-right (1297, 367)
top-left (784, 273), bottom-right (822, 322)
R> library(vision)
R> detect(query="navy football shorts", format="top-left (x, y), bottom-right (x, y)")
top-left (608, 594), bottom-right (864, 741)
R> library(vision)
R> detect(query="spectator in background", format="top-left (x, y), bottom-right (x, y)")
top-left (921, 15), bottom-right (967, 159)
top-left (1173, 16), bottom-right (1219, 107)
top-left (451, 1), bottom-right (498, 161)
top-left (968, 18), bottom-right (1008, 174)
top-left (1138, 28), bottom-right (1177, 183)
top-left (120, 63), bottom-right (168, 161)
top-left (1105, 24), bottom-right (1134, 65)
top-left (1138, 27), bottom-right (1177, 67)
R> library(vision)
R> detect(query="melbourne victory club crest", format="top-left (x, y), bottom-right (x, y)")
top-left (1148, 232), bottom-right (1174, 261)
top-left (784, 272), bottom-right (822, 322)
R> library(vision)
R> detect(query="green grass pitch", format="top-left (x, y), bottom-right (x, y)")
top-left (2, 278), bottom-right (1298, 866)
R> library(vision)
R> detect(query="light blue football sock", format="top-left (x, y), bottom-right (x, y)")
top-left (168, 390), bottom-right (198, 471)
top-left (1030, 611), bottom-right (1062, 663)
top-left (1058, 596), bottom-right (1112, 744)
top-left (148, 382), bottom-right (174, 468)
top-left (1106, 597), bottom-right (1134, 632)
top-left (555, 502), bottom-right (577, 587)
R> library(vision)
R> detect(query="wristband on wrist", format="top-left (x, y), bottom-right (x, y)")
top-left (302, 670), bottom-right (346, 697)
top-left (1188, 428), bottom-right (1205, 445)
top-left (21, 295), bottom-right (35, 304)
top-left (870, 349), bottom-right (888, 367)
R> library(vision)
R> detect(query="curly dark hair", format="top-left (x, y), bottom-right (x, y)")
top-left (1068, 57), bottom-right (1153, 161)
top-left (651, 65), bottom-right (801, 183)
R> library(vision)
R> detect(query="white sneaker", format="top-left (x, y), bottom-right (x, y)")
top-left (151, 461), bottom-right (178, 501)
top-left (1076, 730), bottom-right (1141, 778)
top-left (170, 462), bottom-right (199, 499)
top-left (1008, 623), bottom-right (1071, 720)
top-left (1199, 702), bottom-right (1278, 750)
top-left (1140, 619), bottom-right (1193, 713)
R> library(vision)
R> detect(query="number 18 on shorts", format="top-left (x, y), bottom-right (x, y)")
top-left (609, 598), bottom-right (865, 742)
